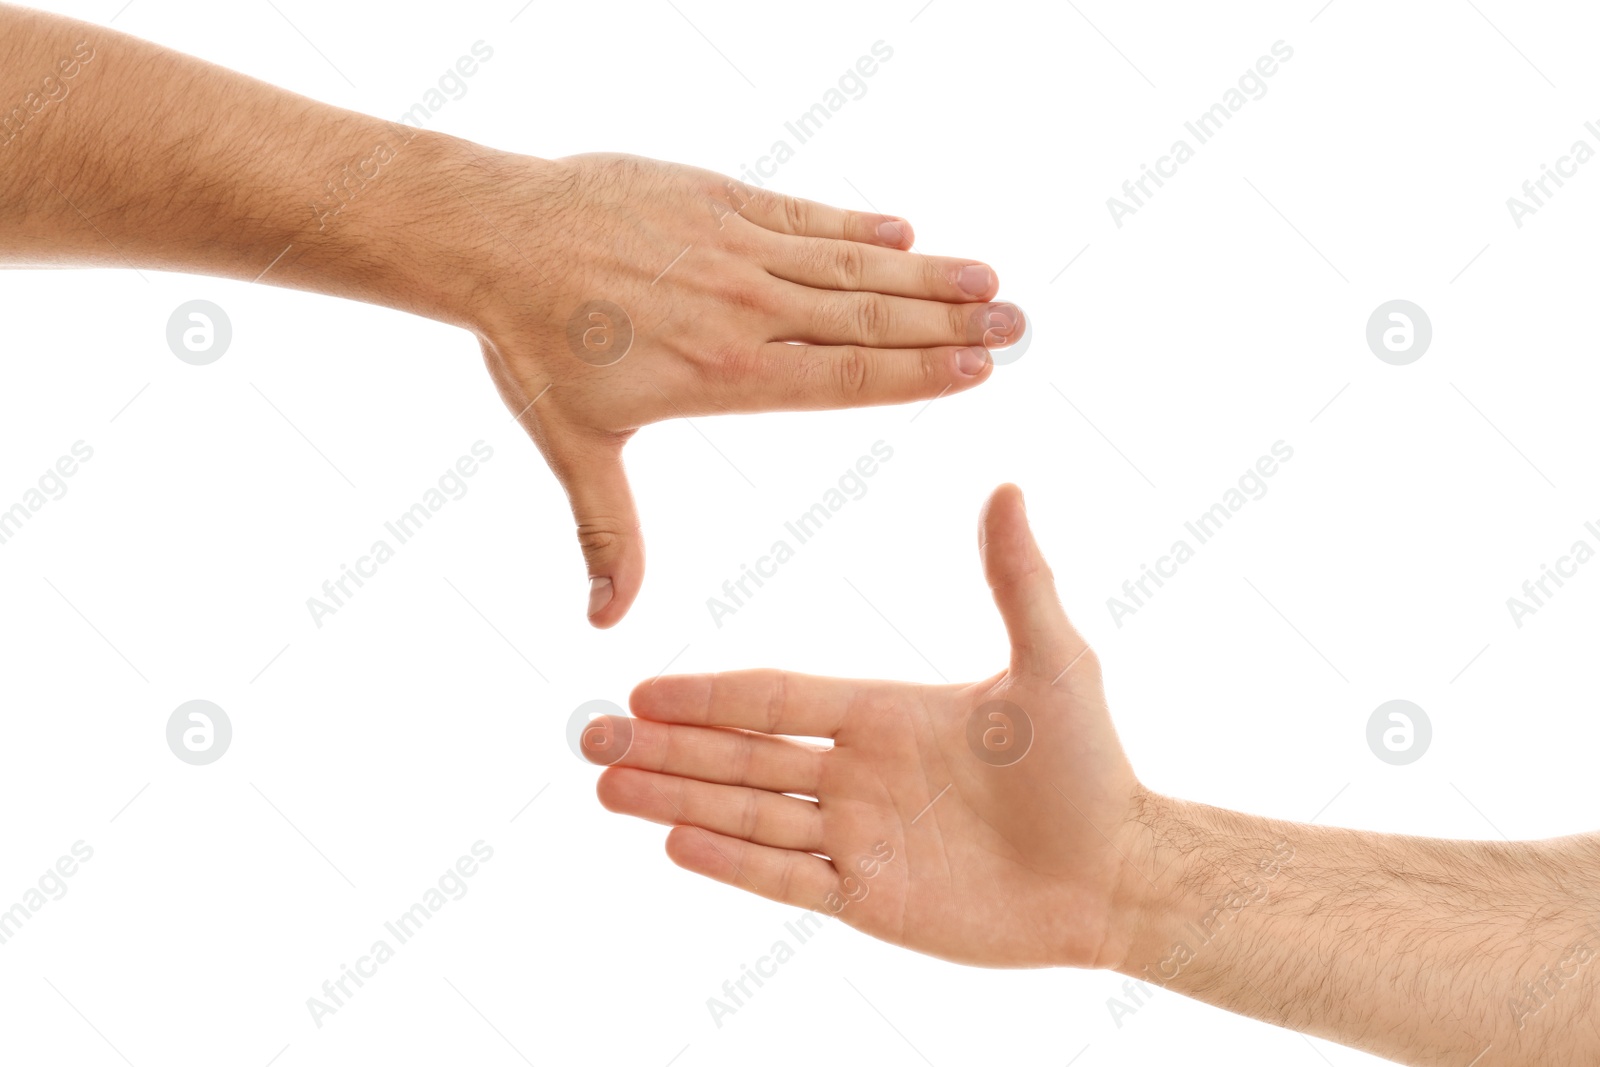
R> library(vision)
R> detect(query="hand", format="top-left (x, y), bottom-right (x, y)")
top-left (454, 151), bottom-right (1023, 627)
top-left (0, 9), bottom-right (1017, 629)
top-left (580, 484), bottom-right (1145, 968)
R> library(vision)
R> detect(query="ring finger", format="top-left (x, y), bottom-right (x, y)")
top-left (779, 286), bottom-right (1024, 349)
top-left (597, 766), bottom-right (824, 852)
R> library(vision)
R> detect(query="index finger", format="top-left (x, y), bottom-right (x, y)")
top-left (631, 669), bottom-right (861, 738)
top-left (723, 183), bottom-right (914, 249)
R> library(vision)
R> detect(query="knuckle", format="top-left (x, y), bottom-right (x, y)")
top-left (765, 670), bottom-right (788, 733)
top-left (814, 299), bottom-right (852, 340)
top-left (775, 855), bottom-right (796, 901)
top-left (952, 302), bottom-right (975, 343)
top-left (835, 346), bottom-right (872, 401)
top-left (750, 187), bottom-right (784, 221)
top-left (721, 277), bottom-right (771, 315)
top-left (575, 518), bottom-right (632, 564)
top-left (828, 240), bottom-right (866, 288)
top-left (916, 347), bottom-right (943, 391)
top-left (734, 731), bottom-right (756, 785)
top-left (782, 195), bottom-right (810, 234)
top-left (739, 791), bottom-right (762, 839)
top-left (711, 219), bottom-right (758, 255)
top-left (853, 295), bottom-right (890, 341)
top-left (715, 175), bottom-right (756, 215)
top-left (656, 723), bottom-right (681, 774)
top-left (794, 239), bottom-right (833, 284)
top-left (709, 339), bottom-right (763, 383)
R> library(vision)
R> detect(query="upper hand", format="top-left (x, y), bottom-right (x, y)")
top-left (454, 151), bottom-right (1023, 626)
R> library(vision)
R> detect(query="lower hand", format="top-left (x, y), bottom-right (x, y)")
top-left (581, 484), bottom-right (1144, 968)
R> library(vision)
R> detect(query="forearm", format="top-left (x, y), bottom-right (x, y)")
top-left (1110, 790), bottom-right (1600, 1065)
top-left (0, 3), bottom-right (495, 325)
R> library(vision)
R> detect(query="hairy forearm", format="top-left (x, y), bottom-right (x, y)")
top-left (0, 3), bottom-right (501, 325)
top-left (1111, 790), bottom-right (1600, 1065)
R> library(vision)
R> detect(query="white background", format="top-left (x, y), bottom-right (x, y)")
top-left (4, 1), bottom-right (1599, 1064)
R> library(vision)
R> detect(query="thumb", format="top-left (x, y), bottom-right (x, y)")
top-left (548, 433), bottom-right (645, 628)
top-left (978, 483), bottom-right (1089, 676)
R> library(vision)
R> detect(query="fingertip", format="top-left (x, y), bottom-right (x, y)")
top-left (664, 824), bottom-right (704, 868)
top-left (955, 263), bottom-right (1000, 301)
top-left (579, 714), bottom-right (635, 766)
top-left (999, 481), bottom-right (1027, 513)
top-left (981, 483), bottom-right (1084, 670)
top-left (555, 439), bottom-right (645, 629)
top-left (586, 565), bottom-right (641, 628)
top-left (978, 482), bottom-right (1032, 558)
top-left (984, 481), bottom-right (1027, 521)
top-left (953, 345), bottom-right (994, 383)
top-left (586, 575), bottom-right (615, 623)
top-left (627, 678), bottom-right (654, 716)
top-left (629, 672), bottom-right (697, 720)
top-left (872, 216), bottom-right (914, 249)
top-left (627, 675), bottom-right (672, 716)
top-left (665, 826), bottom-right (751, 888)
top-left (979, 302), bottom-right (1025, 350)
top-left (594, 766), bottom-right (627, 810)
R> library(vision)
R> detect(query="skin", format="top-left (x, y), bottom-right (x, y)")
top-left (0, 4), bottom-right (1023, 626)
top-left (586, 484), bottom-right (1600, 1067)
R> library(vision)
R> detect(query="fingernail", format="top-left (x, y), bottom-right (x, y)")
top-left (983, 303), bottom-right (1022, 346)
top-left (956, 264), bottom-right (994, 297)
top-left (587, 576), bottom-right (613, 617)
top-left (956, 346), bottom-right (989, 376)
top-left (876, 218), bottom-right (909, 245)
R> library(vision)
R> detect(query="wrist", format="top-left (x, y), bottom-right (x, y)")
top-left (311, 128), bottom-right (561, 333)
top-left (332, 128), bottom-right (499, 328)
top-left (1106, 791), bottom-right (1296, 985)
top-left (1102, 787), bottom-right (1184, 975)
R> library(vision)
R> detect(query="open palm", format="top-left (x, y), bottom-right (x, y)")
top-left (583, 485), bottom-right (1148, 969)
